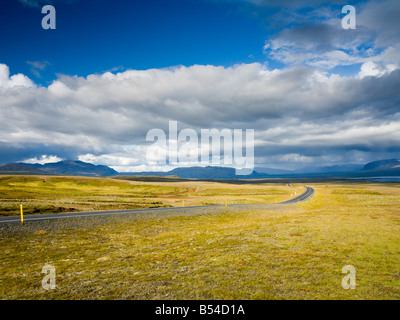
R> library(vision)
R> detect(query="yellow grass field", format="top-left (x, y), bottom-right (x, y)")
top-left (0, 177), bottom-right (399, 299)
top-left (0, 175), bottom-right (302, 216)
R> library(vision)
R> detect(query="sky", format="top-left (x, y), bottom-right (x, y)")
top-left (0, 0), bottom-right (400, 172)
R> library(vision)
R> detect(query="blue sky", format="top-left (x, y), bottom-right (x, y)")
top-left (3, 0), bottom-right (270, 85)
top-left (0, 0), bottom-right (400, 171)
top-left (2, 0), bottom-right (366, 84)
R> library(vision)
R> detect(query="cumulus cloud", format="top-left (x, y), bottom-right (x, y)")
top-left (0, 64), bottom-right (35, 89)
top-left (1, 59), bottom-right (400, 171)
top-left (358, 61), bottom-right (397, 78)
top-left (23, 154), bottom-right (63, 164)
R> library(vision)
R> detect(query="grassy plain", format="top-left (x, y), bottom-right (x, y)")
top-left (0, 175), bottom-right (300, 216)
top-left (0, 178), bottom-right (400, 299)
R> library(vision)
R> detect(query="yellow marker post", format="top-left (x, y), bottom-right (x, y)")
top-left (20, 204), bottom-right (23, 224)
top-left (182, 200), bottom-right (185, 207)
top-left (275, 200), bottom-right (277, 204)
top-left (225, 200), bottom-right (227, 207)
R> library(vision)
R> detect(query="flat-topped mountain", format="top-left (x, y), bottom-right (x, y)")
top-left (363, 159), bottom-right (400, 171)
top-left (24, 160), bottom-right (118, 177)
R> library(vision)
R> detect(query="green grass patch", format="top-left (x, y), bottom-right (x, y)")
top-left (0, 182), bottom-right (400, 299)
top-left (0, 176), bottom-right (297, 216)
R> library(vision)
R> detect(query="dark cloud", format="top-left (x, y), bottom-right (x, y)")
top-left (263, 0), bottom-right (400, 69)
top-left (0, 142), bottom-right (79, 164)
top-left (1, 58), bottom-right (400, 170)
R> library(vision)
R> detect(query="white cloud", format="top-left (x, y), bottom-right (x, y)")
top-left (23, 155), bottom-right (63, 165)
top-left (0, 64), bottom-right (35, 89)
top-left (1, 60), bottom-right (400, 170)
top-left (263, 0), bottom-right (400, 72)
top-left (358, 61), bottom-right (397, 78)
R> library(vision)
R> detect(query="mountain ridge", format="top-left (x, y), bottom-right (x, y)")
top-left (0, 163), bottom-right (48, 174)
top-left (22, 160), bottom-right (118, 177)
top-left (0, 158), bottom-right (399, 179)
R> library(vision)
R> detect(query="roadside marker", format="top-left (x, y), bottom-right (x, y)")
top-left (20, 204), bottom-right (23, 224)
top-left (225, 200), bottom-right (227, 207)
top-left (182, 200), bottom-right (185, 207)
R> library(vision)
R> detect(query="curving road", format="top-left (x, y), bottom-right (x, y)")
top-left (278, 186), bottom-right (315, 205)
top-left (0, 186), bottom-right (315, 224)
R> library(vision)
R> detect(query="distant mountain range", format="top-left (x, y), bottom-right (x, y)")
top-left (5, 160), bottom-right (118, 177)
top-left (0, 158), bottom-right (400, 179)
top-left (294, 164), bottom-right (364, 174)
top-left (120, 166), bottom-right (264, 179)
top-left (0, 163), bottom-right (48, 175)
top-left (125, 166), bottom-right (244, 179)
top-left (255, 164), bottom-right (364, 175)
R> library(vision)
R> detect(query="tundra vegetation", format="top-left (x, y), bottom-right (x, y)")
top-left (0, 175), bottom-right (299, 216)
top-left (0, 177), bottom-right (399, 299)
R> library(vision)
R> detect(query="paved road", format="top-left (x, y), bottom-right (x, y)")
top-left (0, 186), bottom-right (315, 224)
top-left (278, 186), bottom-right (315, 204)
